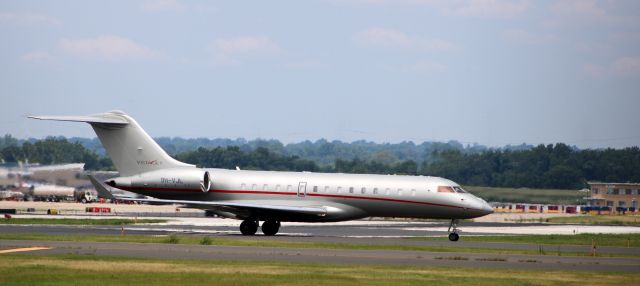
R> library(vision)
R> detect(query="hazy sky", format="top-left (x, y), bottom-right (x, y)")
top-left (1, 0), bottom-right (639, 148)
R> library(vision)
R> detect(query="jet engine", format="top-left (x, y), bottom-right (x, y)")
top-left (107, 168), bottom-right (211, 192)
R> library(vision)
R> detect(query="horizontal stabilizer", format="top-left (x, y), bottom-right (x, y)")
top-left (28, 114), bottom-right (128, 125)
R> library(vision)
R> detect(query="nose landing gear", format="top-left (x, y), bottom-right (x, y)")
top-left (447, 219), bottom-right (460, 242)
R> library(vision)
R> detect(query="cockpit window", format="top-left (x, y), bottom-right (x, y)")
top-left (437, 186), bottom-right (455, 193)
top-left (453, 186), bottom-right (467, 193)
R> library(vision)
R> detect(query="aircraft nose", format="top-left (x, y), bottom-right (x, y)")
top-left (467, 196), bottom-right (493, 217)
top-left (481, 202), bottom-right (494, 215)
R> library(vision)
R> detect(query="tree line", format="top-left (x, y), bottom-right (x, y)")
top-left (0, 135), bottom-right (112, 170)
top-left (1, 134), bottom-right (638, 189)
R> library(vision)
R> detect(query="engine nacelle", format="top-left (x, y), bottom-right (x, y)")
top-left (106, 168), bottom-right (211, 192)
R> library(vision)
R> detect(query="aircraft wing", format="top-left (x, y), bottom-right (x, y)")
top-left (118, 197), bottom-right (327, 217)
top-left (88, 175), bottom-right (327, 219)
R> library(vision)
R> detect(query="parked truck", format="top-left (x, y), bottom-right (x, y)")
top-left (22, 183), bottom-right (75, 202)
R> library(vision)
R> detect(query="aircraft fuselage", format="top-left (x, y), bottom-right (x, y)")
top-left (114, 168), bottom-right (493, 222)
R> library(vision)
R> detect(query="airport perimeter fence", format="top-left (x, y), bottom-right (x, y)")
top-left (492, 204), bottom-right (638, 215)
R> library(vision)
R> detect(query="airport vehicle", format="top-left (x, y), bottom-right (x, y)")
top-left (21, 183), bottom-right (75, 202)
top-left (30, 111), bottom-right (493, 241)
top-left (75, 189), bottom-right (98, 203)
top-left (0, 190), bottom-right (24, 201)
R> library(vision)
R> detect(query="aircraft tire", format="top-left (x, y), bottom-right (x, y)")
top-left (261, 220), bottom-right (280, 236)
top-left (240, 220), bottom-right (258, 235)
top-left (448, 233), bottom-right (459, 242)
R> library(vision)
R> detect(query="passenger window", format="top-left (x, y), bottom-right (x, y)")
top-left (313, 186), bottom-right (318, 192)
top-left (411, 189), bottom-right (416, 196)
top-left (385, 188), bottom-right (390, 195)
top-left (438, 186), bottom-right (455, 193)
top-left (373, 188), bottom-right (378, 195)
top-left (241, 183), bottom-right (246, 189)
top-left (324, 186), bottom-right (330, 193)
top-left (287, 185), bottom-right (293, 191)
top-left (276, 184), bottom-right (280, 191)
top-left (361, 187), bottom-right (366, 194)
top-left (398, 188), bottom-right (403, 196)
top-left (252, 184), bottom-right (257, 190)
top-left (337, 187), bottom-right (342, 193)
top-left (349, 187), bottom-right (354, 193)
top-left (263, 184), bottom-right (268, 190)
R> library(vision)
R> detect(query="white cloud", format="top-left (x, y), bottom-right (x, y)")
top-left (211, 36), bottom-right (280, 55)
top-left (20, 51), bottom-right (51, 63)
top-left (385, 60), bottom-right (448, 74)
top-left (356, 27), bottom-right (412, 47)
top-left (582, 63), bottom-right (606, 77)
top-left (583, 57), bottom-right (640, 77)
top-left (553, 0), bottom-right (605, 18)
top-left (0, 12), bottom-right (61, 26)
top-left (451, 0), bottom-right (529, 19)
top-left (59, 35), bottom-right (159, 61)
top-left (504, 29), bottom-right (556, 45)
top-left (209, 36), bottom-right (281, 65)
top-left (141, 0), bottom-right (186, 12)
top-left (551, 0), bottom-right (638, 26)
top-left (345, 0), bottom-right (531, 19)
top-left (405, 60), bottom-right (448, 73)
top-left (284, 60), bottom-right (327, 70)
top-left (611, 57), bottom-right (640, 76)
top-left (574, 42), bottom-right (612, 55)
top-left (355, 27), bottom-right (454, 52)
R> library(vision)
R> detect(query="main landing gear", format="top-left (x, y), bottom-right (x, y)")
top-left (447, 219), bottom-right (460, 242)
top-left (239, 219), bottom-right (280, 236)
top-left (240, 220), bottom-right (258, 235)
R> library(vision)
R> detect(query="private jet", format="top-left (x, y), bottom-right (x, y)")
top-left (30, 111), bottom-right (493, 241)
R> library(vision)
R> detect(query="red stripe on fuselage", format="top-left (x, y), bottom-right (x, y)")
top-left (117, 186), bottom-right (466, 210)
top-left (306, 193), bottom-right (464, 209)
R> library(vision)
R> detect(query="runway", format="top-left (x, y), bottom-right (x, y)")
top-left (2, 219), bottom-right (640, 272)
top-left (1, 238), bottom-right (638, 272)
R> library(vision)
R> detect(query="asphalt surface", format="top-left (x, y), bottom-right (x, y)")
top-left (1, 222), bottom-right (640, 272)
top-left (1, 239), bottom-right (639, 272)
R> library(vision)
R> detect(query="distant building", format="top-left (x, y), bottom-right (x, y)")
top-left (586, 182), bottom-right (639, 213)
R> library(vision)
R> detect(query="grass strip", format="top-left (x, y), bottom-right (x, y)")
top-left (0, 218), bottom-right (167, 225)
top-left (0, 254), bottom-right (638, 286)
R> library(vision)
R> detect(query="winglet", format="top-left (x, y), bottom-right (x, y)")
top-left (87, 174), bottom-right (116, 200)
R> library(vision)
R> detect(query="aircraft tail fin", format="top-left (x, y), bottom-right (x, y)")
top-left (29, 110), bottom-right (194, 176)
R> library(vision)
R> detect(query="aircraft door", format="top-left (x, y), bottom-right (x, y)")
top-left (298, 182), bottom-right (307, 197)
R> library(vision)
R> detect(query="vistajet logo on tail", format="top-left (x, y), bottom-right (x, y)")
top-left (136, 160), bottom-right (162, 166)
